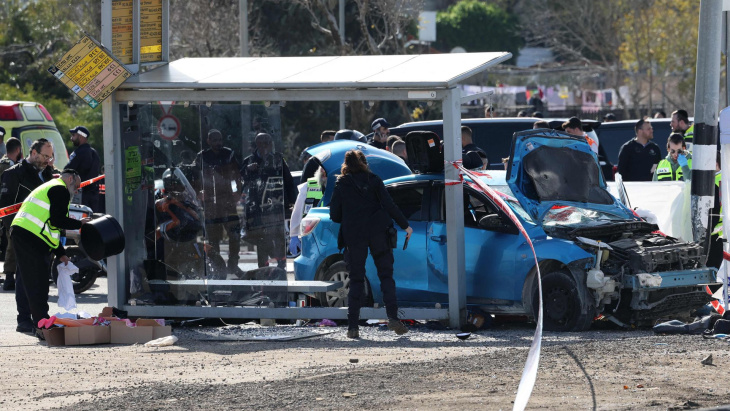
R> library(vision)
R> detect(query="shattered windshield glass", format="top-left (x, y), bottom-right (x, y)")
top-left (542, 205), bottom-right (626, 228)
top-left (490, 185), bottom-right (534, 224)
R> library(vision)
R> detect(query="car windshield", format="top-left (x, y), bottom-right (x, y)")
top-left (542, 205), bottom-right (627, 228)
top-left (489, 185), bottom-right (534, 224)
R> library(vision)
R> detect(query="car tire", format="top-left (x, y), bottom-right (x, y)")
top-left (533, 269), bottom-right (593, 332)
top-left (51, 246), bottom-right (99, 294)
top-left (316, 261), bottom-right (372, 308)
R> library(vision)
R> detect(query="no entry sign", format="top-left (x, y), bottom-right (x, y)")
top-left (157, 114), bottom-right (181, 140)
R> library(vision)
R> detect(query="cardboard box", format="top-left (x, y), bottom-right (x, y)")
top-left (43, 326), bottom-right (110, 347)
top-left (109, 319), bottom-right (171, 344)
top-left (43, 307), bottom-right (171, 346)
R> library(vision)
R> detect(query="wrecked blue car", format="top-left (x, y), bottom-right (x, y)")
top-left (294, 130), bottom-right (716, 331)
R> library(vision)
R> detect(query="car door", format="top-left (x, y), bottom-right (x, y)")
top-left (364, 181), bottom-right (431, 304)
top-left (426, 184), bottom-right (521, 304)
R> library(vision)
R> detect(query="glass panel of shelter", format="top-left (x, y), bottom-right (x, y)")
top-left (122, 102), bottom-right (288, 307)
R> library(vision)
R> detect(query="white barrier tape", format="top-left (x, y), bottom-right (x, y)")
top-left (451, 163), bottom-right (543, 410)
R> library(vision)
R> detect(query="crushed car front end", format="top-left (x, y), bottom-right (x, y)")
top-left (507, 129), bottom-right (717, 324)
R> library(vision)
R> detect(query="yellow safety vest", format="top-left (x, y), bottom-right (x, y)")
top-left (303, 177), bottom-right (323, 215)
top-left (11, 178), bottom-right (68, 248)
top-left (685, 124), bottom-right (694, 152)
top-left (656, 158), bottom-right (692, 181)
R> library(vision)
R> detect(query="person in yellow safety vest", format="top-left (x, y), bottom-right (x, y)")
top-left (671, 109), bottom-right (693, 152)
top-left (11, 170), bottom-right (86, 339)
top-left (288, 167), bottom-right (327, 255)
top-left (653, 133), bottom-right (692, 181)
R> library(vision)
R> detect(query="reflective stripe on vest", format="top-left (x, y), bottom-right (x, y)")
top-left (656, 158), bottom-right (692, 181)
top-left (11, 178), bottom-right (67, 248)
top-left (685, 124), bottom-right (694, 152)
top-left (303, 178), bottom-right (323, 215)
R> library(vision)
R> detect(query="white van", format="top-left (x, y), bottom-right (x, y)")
top-left (0, 101), bottom-right (69, 169)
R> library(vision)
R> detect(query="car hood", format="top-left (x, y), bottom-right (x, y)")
top-left (306, 140), bottom-right (412, 205)
top-left (506, 129), bottom-right (636, 222)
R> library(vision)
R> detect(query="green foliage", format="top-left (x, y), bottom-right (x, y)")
top-left (435, 0), bottom-right (523, 60)
top-left (0, 1), bottom-right (103, 160)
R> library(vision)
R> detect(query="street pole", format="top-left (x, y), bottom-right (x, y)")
top-left (339, 0), bottom-right (346, 130)
top-left (692, 0), bottom-right (722, 245)
top-left (240, 0), bottom-right (249, 57)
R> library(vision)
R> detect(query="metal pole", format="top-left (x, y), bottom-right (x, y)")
top-left (692, 0), bottom-right (723, 244)
top-left (240, 0), bottom-right (249, 57)
top-left (339, 0), bottom-right (346, 129)
top-left (443, 87), bottom-right (466, 329)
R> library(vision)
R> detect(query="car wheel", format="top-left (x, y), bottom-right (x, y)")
top-left (533, 269), bottom-right (593, 332)
top-left (316, 261), bottom-right (372, 308)
top-left (51, 246), bottom-right (99, 294)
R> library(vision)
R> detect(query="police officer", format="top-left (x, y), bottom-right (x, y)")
top-left (241, 133), bottom-right (297, 269)
top-left (369, 118), bottom-right (390, 150)
top-left (67, 126), bottom-right (101, 211)
top-left (653, 133), bottom-right (692, 181)
top-left (329, 150), bottom-right (413, 339)
top-left (12, 170), bottom-right (85, 339)
top-left (0, 139), bottom-right (55, 296)
top-left (289, 167), bottom-right (326, 255)
top-left (192, 129), bottom-right (242, 275)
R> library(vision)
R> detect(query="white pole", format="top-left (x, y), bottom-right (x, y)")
top-left (240, 0), bottom-right (249, 57)
top-left (719, 107), bottom-right (730, 310)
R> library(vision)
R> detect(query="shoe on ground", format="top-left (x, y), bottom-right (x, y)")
top-left (35, 328), bottom-right (46, 341)
top-left (2, 276), bottom-right (15, 291)
top-left (347, 328), bottom-right (359, 339)
top-left (16, 322), bottom-right (34, 334)
top-left (388, 319), bottom-right (408, 335)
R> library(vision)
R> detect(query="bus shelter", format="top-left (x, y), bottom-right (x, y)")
top-left (104, 52), bottom-right (511, 328)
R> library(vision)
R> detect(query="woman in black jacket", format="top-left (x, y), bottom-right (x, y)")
top-left (329, 150), bottom-right (413, 339)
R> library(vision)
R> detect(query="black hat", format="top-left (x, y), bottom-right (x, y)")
top-left (603, 113), bottom-right (616, 121)
top-left (69, 126), bottom-right (90, 138)
top-left (0, 126), bottom-right (5, 138)
top-left (371, 118), bottom-right (390, 131)
top-left (562, 117), bottom-right (582, 130)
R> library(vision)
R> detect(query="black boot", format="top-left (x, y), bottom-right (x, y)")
top-left (2, 273), bottom-right (14, 291)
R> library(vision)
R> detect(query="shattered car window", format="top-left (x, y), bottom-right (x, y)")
top-left (490, 185), bottom-right (534, 224)
top-left (542, 205), bottom-right (626, 227)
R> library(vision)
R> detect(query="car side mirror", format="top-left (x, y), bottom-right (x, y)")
top-left (478, 214), bottom-right (518, 235)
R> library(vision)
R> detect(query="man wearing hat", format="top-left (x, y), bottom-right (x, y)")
top-left (66, 126), bottom-right (101, 211)
top-left (603, 113), bottom-right (617, 122)
top-left (369, 118), bottom-right (390, 150)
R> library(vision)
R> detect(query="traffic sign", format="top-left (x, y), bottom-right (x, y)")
top-left (48, 35), bottom-right (132, 108)
top-left (157, 114), bottom-right (181, 140)
top-left (112, 0), bottom-right (163, 64)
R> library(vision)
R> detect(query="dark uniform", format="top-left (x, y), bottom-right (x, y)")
top-left (462, 143), bottom-right (487, 169)
top-left (0, 160), bottom-right (54, 293)
top-left (192, 146), bottom-right (242, 273)
top-left (240, 150), bottom-right (296, 269)
top-left (329, 171), bottom-right (409, 330)
top-left (67, 143), bottom-right (101, 210)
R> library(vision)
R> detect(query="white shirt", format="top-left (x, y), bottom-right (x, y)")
top-left (289, 182), bottom-right (308, 238)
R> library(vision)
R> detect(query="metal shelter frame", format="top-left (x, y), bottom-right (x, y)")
top-left (102, 52), bottom-right (511, 328)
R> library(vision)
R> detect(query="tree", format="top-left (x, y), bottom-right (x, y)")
top-left (618, 0), bottom-right (698, 113)
top-left (435, 0), bottom-right (523, 59)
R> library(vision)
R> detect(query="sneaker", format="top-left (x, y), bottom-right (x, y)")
top-left (347, 328), bottom-right (359, 339)
top-left (387, 319), bottom-right (409, 335)
top-left (16, 322), bottom-right (34, 334)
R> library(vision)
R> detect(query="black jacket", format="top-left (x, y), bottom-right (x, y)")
top-left (0, 159), bottom-right (55, 229)
top-left (329, 171), bottom-right (408, 247)
top-left (67, 143), bottom-right (101, 194)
